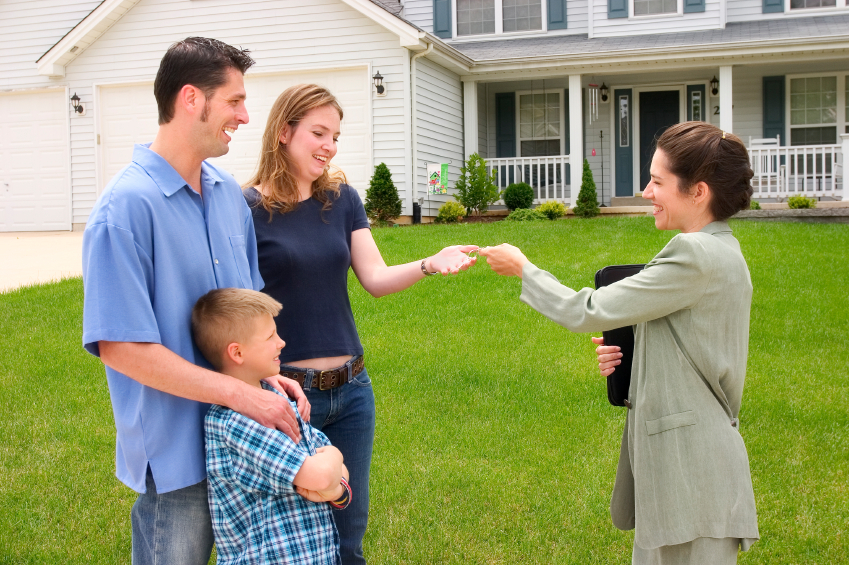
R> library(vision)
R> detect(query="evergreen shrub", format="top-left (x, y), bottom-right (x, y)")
top-left (435, 201), bottom-right (466, 223)
top-left (536, 201), bottom-right (567, 220)
top-left (573, 159), bottom-right (600, 218)
top-left (505, 208), bottom-right (546, 222)
top-left (750, 200), bottom-right (762, 210)
top-left (502, 182), bottom-right (534, 211)
top-left (787, 196), bottom-right (816, 209)
top-left (364, 163), bottom-right (402, 226)
top-left (454, 153), bottom-right (501, 216)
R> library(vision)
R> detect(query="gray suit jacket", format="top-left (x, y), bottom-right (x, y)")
top-left (520, 221), bottom-right (759, 549)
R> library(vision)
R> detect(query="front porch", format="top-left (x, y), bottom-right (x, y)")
top-left (461, 60), bottom-right (849, 207)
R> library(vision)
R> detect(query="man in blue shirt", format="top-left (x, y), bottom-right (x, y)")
top-left (82, 37), bottom-right (308, 565)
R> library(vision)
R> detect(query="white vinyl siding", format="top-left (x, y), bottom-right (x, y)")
top-left (403, 0), bottom-right (435, 32)
top-left (593, 0), bottom-right (722, 37)
top-left (58, 0), bottom-right (409, 225)
top-left (414, 57), bottom-right (464, 216)
top-left (0, 0), bottom-right (102, 90)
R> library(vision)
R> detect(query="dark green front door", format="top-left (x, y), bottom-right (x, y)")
top-left (639, 90), bottom-right (679, 191)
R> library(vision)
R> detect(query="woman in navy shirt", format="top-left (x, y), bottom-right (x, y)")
top-left (244, 84), bottom-right (476, 565)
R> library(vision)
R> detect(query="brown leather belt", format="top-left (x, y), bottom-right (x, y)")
top-left (280, 355), bottom-right (365, 391)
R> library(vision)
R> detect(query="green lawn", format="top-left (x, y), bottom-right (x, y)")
top-left (1, 217), bottom-right (846, 564)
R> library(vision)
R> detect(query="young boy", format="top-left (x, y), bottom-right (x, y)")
top-left (192, 288), bottom-right (350, 565)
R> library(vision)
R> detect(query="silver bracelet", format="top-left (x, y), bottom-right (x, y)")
top-left (421, 259), bottom-right (437, 276)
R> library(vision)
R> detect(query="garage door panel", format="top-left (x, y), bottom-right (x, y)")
top-left (0, 90), bottom-right (70, 232)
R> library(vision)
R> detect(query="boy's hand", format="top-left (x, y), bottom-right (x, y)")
top-left (296, 462), bottom-right (349, 503)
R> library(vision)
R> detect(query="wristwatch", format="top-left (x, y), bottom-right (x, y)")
top-left (421, 259), bottom-right (437, 276)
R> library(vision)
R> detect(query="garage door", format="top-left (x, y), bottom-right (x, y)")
top-left (99, 67), bottom-right (370, 198)
top-left (0, 90), bottom-right (70, 232)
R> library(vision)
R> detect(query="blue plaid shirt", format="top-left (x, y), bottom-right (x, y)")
top-left (205, 383), bottom-right (341, 565)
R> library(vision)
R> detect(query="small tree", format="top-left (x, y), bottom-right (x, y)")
top-left (364, 163), bottom-right (402, 226)
top-left (454, 153), bottom-right (500, 217)
top-left (573, 159), bottom-right (600, 218)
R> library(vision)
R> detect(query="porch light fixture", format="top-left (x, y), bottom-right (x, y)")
top-left (70, 92), bottom-right (84, 114)
top-left (710, 76), bottom-right (719, 96)
top-left (600, 83), bottom-right (609, 103)
top-left (372, 71), bottom-right (386, 97)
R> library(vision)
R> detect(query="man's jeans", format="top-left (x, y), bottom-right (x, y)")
top-left (131, 467), bottom-right (214, 565)
top-left (303, 367), bottom-right (376, 565)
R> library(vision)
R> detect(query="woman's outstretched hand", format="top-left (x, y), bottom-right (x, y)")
top-left (427, 244), bottom-right (480, 275)
top-left (591, 337), bottom-right (622, 377)
top-left (478, 244), bottom-right (529, 278)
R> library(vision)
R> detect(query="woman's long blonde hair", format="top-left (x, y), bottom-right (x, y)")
top-left (245, 84), bottom-right (346, 218)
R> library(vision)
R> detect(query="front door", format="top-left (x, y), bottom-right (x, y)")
top-left (639, 91), bottom-right (679, 191)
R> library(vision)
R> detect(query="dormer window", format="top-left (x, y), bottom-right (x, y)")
top-left (455, 0), bottom-right (543, 37)
top-left (790, 0), bottom-right (836, 7)
top-left (633, 0), bottom-right (677, 15)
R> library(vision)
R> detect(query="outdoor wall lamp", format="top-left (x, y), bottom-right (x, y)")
top-left (710, 76), bottom-right (719, 96)
top-left (70, 92), bottom-right (85, 115)
top-left (372, 71), bottom-right (386, 97)
top-left (599, 83), bottom-right (609, 102)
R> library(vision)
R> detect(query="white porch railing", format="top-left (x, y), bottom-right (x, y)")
top-left (488, 155), bottom-right (572, 205)
top-left (748, 143), bottom-right (843, 200)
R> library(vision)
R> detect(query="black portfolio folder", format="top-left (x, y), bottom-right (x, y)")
top-left (594, 264), bottom-right (646, 407)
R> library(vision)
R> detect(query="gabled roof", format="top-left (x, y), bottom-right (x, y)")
top-left (37, 0), bottom-right (473, 77)
top-left (452, 14), bottom-right (849, 66)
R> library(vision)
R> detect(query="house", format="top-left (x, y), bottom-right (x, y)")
top-left (1, 0), bottom-right (847, 232)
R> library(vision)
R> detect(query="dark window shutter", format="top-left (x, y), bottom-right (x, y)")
top-left (548, 0), bottom-right (567, 30)
top-left (608, 0), bottom-right (628, 19)
top-left (433, 0), bottom-right (452, 38)
top-left (495, 93), bottom-right (516, 158)
top-left (763, 76), bottom-right (785, 143)
top-left (763, 0), bottom-right (783, 13)
top-left (684, 0), bottom-right (705, 13)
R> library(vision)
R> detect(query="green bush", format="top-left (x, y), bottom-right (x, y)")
top-left (502, 182), bottom-right (534, 211)
top-left (505, 208), bottom-right (546, 222)
top-left (573, 159), bottom-right (600, 218)
top-left (750, 200), bottom-right (762, 210)
top-left (454, 153), bottom-right (501, 216)
top-left (364, 163), bottom-right (402, 226)
top-left (787, 196), bottom-right (816, 209)
top-left (536, 201), bottom-right (567, 220)
top-left (435, 201), bottom-right (466, 223)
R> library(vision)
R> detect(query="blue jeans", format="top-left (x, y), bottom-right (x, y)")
top-left (131, 467), bottom-right (214, 565)
top-left (300, 366), bottom-right (376, 565)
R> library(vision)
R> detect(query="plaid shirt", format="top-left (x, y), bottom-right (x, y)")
top-left (205, 383), bottom-right (341, 565)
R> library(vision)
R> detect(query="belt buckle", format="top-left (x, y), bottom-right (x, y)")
top-left (318, 369), bottom-right (331, 391)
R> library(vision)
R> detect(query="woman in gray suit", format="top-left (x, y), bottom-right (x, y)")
top-left (480, 122), bottom-right (758, 564)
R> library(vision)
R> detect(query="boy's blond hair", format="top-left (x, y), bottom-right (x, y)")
top-left (192, 288), bottom-right (282, 370)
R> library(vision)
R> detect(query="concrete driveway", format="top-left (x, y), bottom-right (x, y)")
top-left (0, 231), bottom-right (83, 293)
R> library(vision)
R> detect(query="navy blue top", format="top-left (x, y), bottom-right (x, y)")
top-left (244, 185), bottom-right (370, 363)
top-left (82, 143), bottom-right (263, 494)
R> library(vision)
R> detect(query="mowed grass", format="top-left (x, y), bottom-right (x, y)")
top-left (0, 217), bottom-right (846, 564)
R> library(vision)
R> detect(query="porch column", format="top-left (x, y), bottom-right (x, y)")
top-left (842, 134), bottom-right (849, 201)
top-left (463, 80), bottom-right (478, 158)
top-left (568, 74), bottom-right (583, 208)
top-left (719, 65), bottom-right (733, 133)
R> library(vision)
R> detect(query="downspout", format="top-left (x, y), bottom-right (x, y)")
top-left (410, 42), bottom-right (433, 218)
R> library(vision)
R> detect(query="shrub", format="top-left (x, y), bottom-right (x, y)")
top-left (787, 195), bottom-right (816, 209)
top-left (573, 159), bottom-right (600, 218)
top-left (749, 200), bottom-right (762, 210)
top-left (454, 153), bottom-right (501, 216)
top-left (435, 201), bottom-right (466, 223)
top-left (502, 182), bottom-right (534, 211)
top-left (505, 208), bottom-right (546, 222)
top-left (536, 201), bottom-right (567, 220)
top-left (364, 163), bottom-right (402, 226)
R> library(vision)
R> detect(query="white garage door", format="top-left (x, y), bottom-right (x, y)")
top-left (98, 67), bottom-right (370, 198)
top-left (0, 90), bottom-right (70, 232)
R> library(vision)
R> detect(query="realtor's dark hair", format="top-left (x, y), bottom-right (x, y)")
top-left (656, 121), bottom-right (754, 221)
top-left (154, 37), bottom-right (255, 125)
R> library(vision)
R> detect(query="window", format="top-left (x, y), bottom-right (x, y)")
top-left (455, 0), bottom-right (543, 37)
top-left (503, 0), bottom-right (542, 32)
top-left (457, 0), bottom-right (496, 36)
top-left (633, 0), bottom-right (677, 15)
top-left (619, 95), bottom-right (630, 147)
top-left (518, 91), bottom-right (561, 156)
top-left (790, 0), bottom-right (836, 8)
top-left (790, 77), bottom-right (837, 145)
top-left (690, 90), bottom-right (703, 122)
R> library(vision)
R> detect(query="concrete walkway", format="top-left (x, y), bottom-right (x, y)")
top-left (0, 231), bottom-right (83, 293)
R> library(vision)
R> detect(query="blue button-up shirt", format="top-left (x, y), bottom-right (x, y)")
top-left (206, 383), bottom-right (341, 565)
top-left (82, 143), bottom-right (263, 494)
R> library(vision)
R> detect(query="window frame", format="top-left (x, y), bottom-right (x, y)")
top-left (515, 89), bottom-right (565, 157)
top-left (630, 0), bottom-right (683, 19)
top-left (784, 0), bottom-right (846, 12)
top-left (452, 0), bottom-right (549, 39)
top-left (785, 71), bottom-right (849, 146)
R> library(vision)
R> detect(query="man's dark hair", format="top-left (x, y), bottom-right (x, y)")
top-left (154, 37), bottom-right (255, 125)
